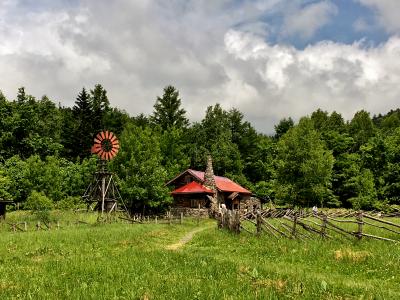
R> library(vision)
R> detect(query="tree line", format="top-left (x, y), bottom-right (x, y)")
top-left (0, 85), bottom-right (399, 212)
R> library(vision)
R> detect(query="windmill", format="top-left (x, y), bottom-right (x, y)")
top-left (83, 131), bottom-right (128, 219)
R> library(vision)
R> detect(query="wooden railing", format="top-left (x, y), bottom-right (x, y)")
top-left (218, 209), bottom-right (400, 243)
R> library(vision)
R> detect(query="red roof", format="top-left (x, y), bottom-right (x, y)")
top-left (167, 169), bottom-right (252, 195)
top-left (171, 181), bottom-right (215, 195)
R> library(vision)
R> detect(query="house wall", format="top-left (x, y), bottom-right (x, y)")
top-left (170, 207), bottom-right (210, 217)
top-left (173, 194), bottom-right (209, 209)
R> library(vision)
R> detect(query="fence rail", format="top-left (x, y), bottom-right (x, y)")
top-left (218, 209), bottom-right (400, 243)
top-left (1, 211), bottom-right (200, 233)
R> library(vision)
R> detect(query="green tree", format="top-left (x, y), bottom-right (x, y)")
top-left (275, 117), bottom-right (334, 207)
top-left (73, 88), bottom-right (94, 158)
top-left (274, 117), bottom-right (294, 140)
top-left (0, 169), bottom-right (12, 201)
top-left (311, 109), bottom-right (329, 131)
top-left (90, 84), bottom-right (110, 132)
top-left (349, 110), bottom-right (375, 149)
top-left (382, 127), bottom-right (400, 204)
top-left (110, 124), bottom-right (171, 213)
top-left (151, 85), bottom-right (189, 130)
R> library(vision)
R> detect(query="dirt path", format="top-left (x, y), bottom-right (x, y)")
top-left (166, 226), bottom-right (212, 251)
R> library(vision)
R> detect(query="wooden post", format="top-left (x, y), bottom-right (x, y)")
top-left (197, 203), bottom-right (200, 226)
top-left (320, 214), bottom-right (327, 238)
top-left (155, 216), bottom-right (158, 224)
top-left (256, 211), bottom-right (262, 235)
top-left (357, 211), bottom-right (363, 240)
top-left (235, 210), bottom-right (241, 234)
top-left (168, 211), bottom-right (171, 225)
top-left (24, 222), bottom-right (27, 232)
top-left (292, 214), bottom-right (297, 238)
top-left (180, 212), bottom-right (183, 224)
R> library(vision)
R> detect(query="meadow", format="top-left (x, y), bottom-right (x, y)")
top-left (1, 211), bottom-right (400, 299)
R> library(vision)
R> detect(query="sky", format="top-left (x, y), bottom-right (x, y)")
top-left (0, 0), bottom-right (400, 133)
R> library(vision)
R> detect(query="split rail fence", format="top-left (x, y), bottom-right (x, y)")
top-left (218, 208), bottom-right (400, 243)
top-left (1, 211), bottom-right (195, 233)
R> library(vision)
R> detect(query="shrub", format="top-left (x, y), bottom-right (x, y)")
top-left (25, 190), bottom-right (54, 223)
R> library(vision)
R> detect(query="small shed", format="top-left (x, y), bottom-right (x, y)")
top-left (0, 200), bottom-right (13, 220)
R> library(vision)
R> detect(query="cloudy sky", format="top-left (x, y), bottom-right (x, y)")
top-left (0, 0), bottom-right (399, 132)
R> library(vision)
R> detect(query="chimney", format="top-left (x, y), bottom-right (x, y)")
top-left (203, 155), bottom-right (216, 191)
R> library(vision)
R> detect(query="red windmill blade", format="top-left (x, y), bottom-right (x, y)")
top-left (91, 131), bottom-right (120, 160)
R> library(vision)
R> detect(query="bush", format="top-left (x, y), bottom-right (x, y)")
top-left (25, 190), bottom-right (54, 223)
top-left (56, 196), bottom-right (85, 210)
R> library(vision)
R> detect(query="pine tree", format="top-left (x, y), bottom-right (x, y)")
top-left (151, 85), bottom-right (188, 130)
top-left (72, 88), bottom-right (94, 158)
top-left (90, 84), bottom-right (109, 132)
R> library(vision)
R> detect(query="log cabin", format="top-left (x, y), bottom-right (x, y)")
top-left (167, 156), bottom-right (260, 216)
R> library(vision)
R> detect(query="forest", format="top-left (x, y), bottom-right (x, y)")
top-left (0, 85), bottom-right (399, 213)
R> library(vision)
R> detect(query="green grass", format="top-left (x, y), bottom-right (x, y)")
top-left (0, 212), bottom-right (399, 299)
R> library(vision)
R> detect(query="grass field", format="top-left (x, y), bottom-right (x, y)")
top-left (1, 211), bottom-right (400, 299)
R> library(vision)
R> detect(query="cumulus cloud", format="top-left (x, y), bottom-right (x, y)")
top-left (224, 30), bottom-right (400, 126)
top-left (282, 1), bottom-right (338, 39)
top-left (0, 1), bottom-right (399, 133)
top-left (356, 0), bottom-right (400, 33)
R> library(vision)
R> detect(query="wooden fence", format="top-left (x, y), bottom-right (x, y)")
top-left (1, 211), bottom-right (195, 233)
top-left (218, 209), bottom-right (400, 243)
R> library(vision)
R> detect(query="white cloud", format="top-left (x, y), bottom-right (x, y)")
top-left (224, 30), bottom-right (400, 126)
top-left (282, 1), bottom-right (338, 39)
top-left (0, 1), bottom-right (399, 133)
top-left (357, 0), bottom-right (400, 33)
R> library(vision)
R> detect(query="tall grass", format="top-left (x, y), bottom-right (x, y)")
top-left (0, 211), bottom-right (399, 299)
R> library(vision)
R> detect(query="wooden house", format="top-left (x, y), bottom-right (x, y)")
top-left (167, 157), bottom-right (259, 215)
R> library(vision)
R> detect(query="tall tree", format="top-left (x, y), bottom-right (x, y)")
top-left (274, 117), bottom-right (294, 140)
top-left (90, 84), bottom-right (109, 132)
top-left (72, 88), bottom-right (94, 158)
top-left (110, 124), bottom-right (171, 213)
top-left (311, 109), bottom-right (329, 131)
top-left (349, 110), bottom-right (375, 150)
top-left (275, 117), bottom-right (335, 207)
top-left (151, 85), bottom-right (188, 130)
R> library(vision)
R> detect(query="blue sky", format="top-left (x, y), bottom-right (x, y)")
top-left (0, 0), bottom-right (399, 132)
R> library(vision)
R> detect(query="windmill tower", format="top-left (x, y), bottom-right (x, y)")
top-left (83, 131), bottom-right (128, 219)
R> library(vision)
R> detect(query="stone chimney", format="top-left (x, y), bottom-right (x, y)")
top-left (203, 155), bottom-right (216, 191)
top-left (203, 155), bottom-right (218, 216)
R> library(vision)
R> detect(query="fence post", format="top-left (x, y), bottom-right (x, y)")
top-left (320, 214), bottom-right (327, 238)
top-left (197, 203), bottom-right (200, 226)
top-left (168, 211), bottom-right (172, 225)
top-left (24, 222), bottom-right (27, 232)
top-left (356, 211), bottom-right (363, 240)
top-left (256, 211), bottom-right (262, 235)
top-left (227, 210), bottom-right (232, 230)
top-left (155, 216), bottom-right (158, 224)
top-left (235, 210), bottom-right (241, 234)
top-left (291, 214), bottom-right (297, 238)
top-left (180, 212), bottom-right (183, 224)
